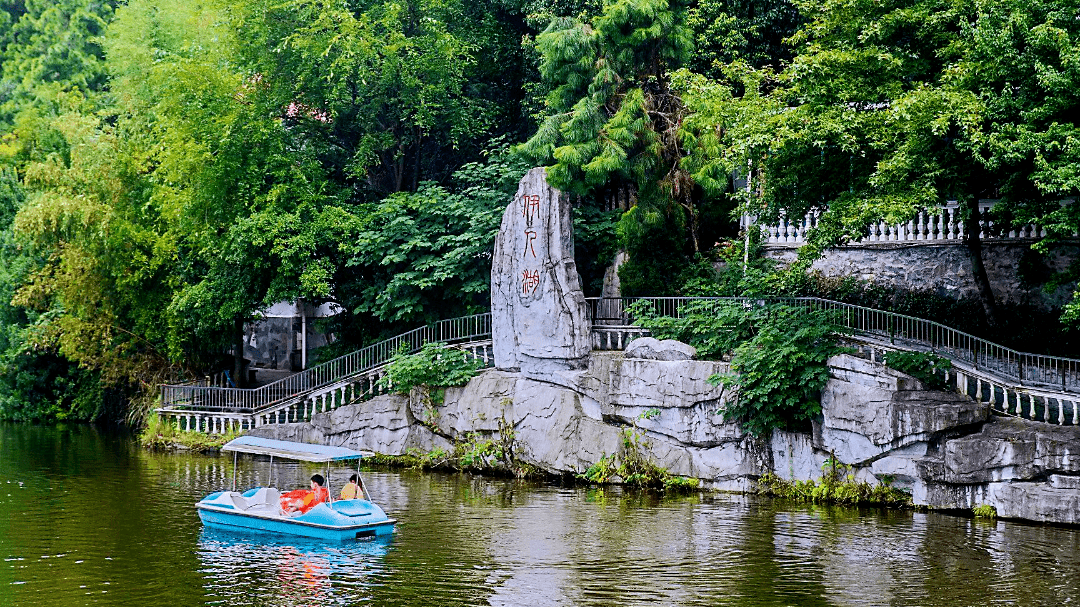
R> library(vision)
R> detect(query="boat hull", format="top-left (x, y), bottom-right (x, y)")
top-left (196, 490), bottom-right (396, 541)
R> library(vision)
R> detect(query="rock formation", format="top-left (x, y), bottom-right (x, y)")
top-left (491, 167), bottom-right (590, 375)
top-left (624, 337), bottom-right (697, 361)
top-left (250, 349), bottom-right (1080, 525)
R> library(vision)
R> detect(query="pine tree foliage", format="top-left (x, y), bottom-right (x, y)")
top-left (520, 0), bottom-right (693, 197)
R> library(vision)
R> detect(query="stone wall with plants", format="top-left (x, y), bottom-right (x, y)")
top-left (764, 242), bottom-right (1079, 311)
top-left (249, 347), bottom-right (1080, 525)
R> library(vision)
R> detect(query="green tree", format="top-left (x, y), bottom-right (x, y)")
top-left (688, 0), bottom-right (800, 77)
top-left (732, 0), bottom-right (1080, 326)
top-left (695, 0), bottom-right (1067, 324)
top-left (520, 0), bottom-right (722, 296)
top-left (333, 143), bottom-right (531, 333)
top-left (0, 0), bottom-right (116, 126)
top-left (234, 0), bottom-right (503, 197)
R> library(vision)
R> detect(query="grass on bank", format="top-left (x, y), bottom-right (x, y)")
top-left (139, 412), bottom-right (238, 452)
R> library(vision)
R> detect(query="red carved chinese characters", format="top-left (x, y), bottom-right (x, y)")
top-left (523, 230), bottom-right (537, 258)
top-left (521, 269), bottom-right (540, 294)
top-left (519, 193), bottom-right (542, 297)
top-left (520, 194), bottom-right (540, 222)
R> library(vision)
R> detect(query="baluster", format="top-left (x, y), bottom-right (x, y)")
top-left (975, 379), bottom-right (983, 401)
top-left (1028, 393), bottom-right (1036, 419)
top-left (917, 212), bottom-right (926, 240)
top-left (1073, 400), bottom-right (1079, 426)
top-left (1057, 396), bottom-right (1065, 425)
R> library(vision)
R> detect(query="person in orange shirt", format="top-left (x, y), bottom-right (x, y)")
top-left (280, 474), bottom-right (330, 515)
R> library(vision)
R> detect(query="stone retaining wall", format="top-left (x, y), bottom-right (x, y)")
top-left (763, 242), bottom-right (1079, 310)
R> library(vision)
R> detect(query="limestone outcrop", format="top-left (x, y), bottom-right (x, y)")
top-left (247, 349), bottom-right (1080, 525)
top-left (624, 337), bottom-right (697, 361)
top-left (491, 167), bottom-right (589, 374)
top-left (816, 353), bottom-right (988, 467)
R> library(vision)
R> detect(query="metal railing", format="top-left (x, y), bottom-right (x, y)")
top-left (160, 313), bottom-right (492, 411)
top-left (584, 296), bottom-right (1080, 394)
top-left (162, 296), bottom-right (1079, 417)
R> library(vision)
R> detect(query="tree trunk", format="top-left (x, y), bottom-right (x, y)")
top-left (412, 130), bottom-right (422, 192)
top-left (233, 317), bottom-right (247, 389)
top-left (964, 204), bottom-right (999, 327)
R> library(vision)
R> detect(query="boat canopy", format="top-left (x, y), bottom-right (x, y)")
top-left (221, 436), bottom-right (369, 463)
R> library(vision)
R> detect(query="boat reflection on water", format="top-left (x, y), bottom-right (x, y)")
top-left (197, 527), bottom-right (393, 606)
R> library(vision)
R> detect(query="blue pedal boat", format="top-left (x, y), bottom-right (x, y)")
top-left (196, 436), bottom-right (396, 541)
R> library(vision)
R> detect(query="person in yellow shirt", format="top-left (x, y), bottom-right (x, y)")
top-left (339, 473), bottom-right (364, 500)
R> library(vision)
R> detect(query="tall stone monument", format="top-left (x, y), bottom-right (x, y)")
top-left (491, 167), bottom-right (590, 373)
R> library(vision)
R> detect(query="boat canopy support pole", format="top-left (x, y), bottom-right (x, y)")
top-left (357, 460), bottom-right (371, 502)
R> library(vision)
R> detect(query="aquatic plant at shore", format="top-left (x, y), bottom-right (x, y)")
top-left (757, 458), bottom-right (912, 508)
top-left (578, 425), bottom-right (701, 492)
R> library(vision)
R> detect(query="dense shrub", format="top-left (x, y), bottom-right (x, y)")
top-left (378, 342), bottom-right (483, 395)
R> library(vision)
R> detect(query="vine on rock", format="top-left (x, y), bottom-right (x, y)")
top-left (881, 351), bottom-right (952, 391)
top-left (633, 301), bottom-right (849, 437)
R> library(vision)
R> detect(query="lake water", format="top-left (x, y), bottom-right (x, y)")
top-left (2, 421), bottom-right (1079, 606)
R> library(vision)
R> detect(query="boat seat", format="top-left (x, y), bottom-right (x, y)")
top-left (228, 492), bottom-right (252, 511)
top-left (248, 487), bottom-right (281, 507)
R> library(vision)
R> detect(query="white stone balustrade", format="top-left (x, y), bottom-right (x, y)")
top-left (755, 202), bottom-right (1075, 245)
